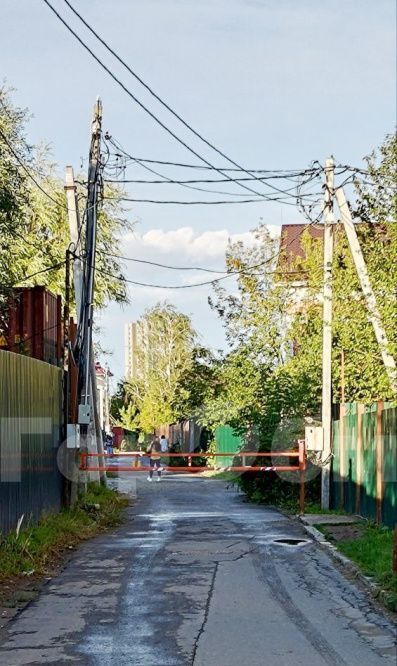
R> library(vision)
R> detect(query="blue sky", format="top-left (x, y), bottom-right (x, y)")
top-left (2, 0), bottom-right (396, 382)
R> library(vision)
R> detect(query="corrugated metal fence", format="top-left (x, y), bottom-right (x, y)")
top-left (0, 350), bottom-right (63, 534)
top-left (331, 402), bottom-right (396, 527)
top-left (214, 426), bottom-right (243, 466)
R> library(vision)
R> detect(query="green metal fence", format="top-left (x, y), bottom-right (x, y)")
top-left (331, 402), bottom-right (396, 527)
top-left (0, 350), bottom-right (63, 534)
top-left (214, 425), bottom-right (243, 466)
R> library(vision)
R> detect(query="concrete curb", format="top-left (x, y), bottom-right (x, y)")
top-left (299, 519), bottom-right (395, 613)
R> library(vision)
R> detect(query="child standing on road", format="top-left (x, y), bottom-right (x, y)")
top-left (146, 437), bottom-right (162, 482)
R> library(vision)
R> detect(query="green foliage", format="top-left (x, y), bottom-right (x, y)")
top-left (205, 136), bottom-right (396, 445)
top-left (203, 135), bottom-right (396, 505)
top-left (292, 219), bottom-right (397, 402)
top-left (113, 303), bottom-right (198, 433)
top-left (319, 523), bottom-right (397, 611)
top-left (0, 483), bottom-right (128, 580)
top-left (205, 224), bottom-right (311, 447)
top-left (354, 133), bottom-right (397, 225)
top-left (0, 86), bottom-right (131, 327)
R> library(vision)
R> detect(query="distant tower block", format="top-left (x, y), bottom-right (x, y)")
top-left (124, 322), bottom-right (137, 380)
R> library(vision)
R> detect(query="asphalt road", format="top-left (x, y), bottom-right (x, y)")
top-left (0, 473), bottom-right (396, 665)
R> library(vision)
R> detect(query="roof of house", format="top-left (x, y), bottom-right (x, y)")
top-left (95, 361), bottom-right (113, 377)
top-left (278, 223), bottom-right (323, 271)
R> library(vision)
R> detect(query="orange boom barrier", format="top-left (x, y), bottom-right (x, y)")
top-left (80, 441), bottom-right (307, 513)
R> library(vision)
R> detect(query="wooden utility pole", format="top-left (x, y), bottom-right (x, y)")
top-left (335, 187), bottom-right (397, 394)
top-left (321, 157), bottom-right (335, 509)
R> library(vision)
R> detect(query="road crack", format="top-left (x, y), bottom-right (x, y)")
top-left (191, 562), bottom-right (219, 665)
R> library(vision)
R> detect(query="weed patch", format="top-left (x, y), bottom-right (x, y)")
top-left (0, 483), bottom-right (128, 583)
top-left (319, 523), bottom-right (397, 612)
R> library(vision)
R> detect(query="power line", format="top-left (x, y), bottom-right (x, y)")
top-left (0, 128), bottom-right (69, 211)
top-left (103, 195), bottom-right (316, 205)
top-left (104, 176), bottom-right (319, 185)
top-left (78, 219), bottom-right (319, 290)
top-left (97, 249), bottom-right (310, 277)
top-left (11, 261), bottom-right (66, 286)
top-left (108, 154), bottom-right (321, 173)
top-left (1, 219), bottom-right (57, 256)
top-left (0, 261), bottom-right (67, 296)
top-left (103, 137), bottom-right (322, 200)
top-left (98, 251), bottom-right (230, 273)
top-left (42, 0), bottom-right (315, 206)
top-left (3, 321), bottom-right (62, 352)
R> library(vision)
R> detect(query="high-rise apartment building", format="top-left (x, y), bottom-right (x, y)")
top-left (124, 320), bottom-right (150, 380)
top-left (124, 322), bottom-right (138, 379)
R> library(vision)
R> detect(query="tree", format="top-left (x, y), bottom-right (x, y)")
top-left (205, 133), bottom-right (397, 445)
top-left (291, 220), bottom-right (396, 403)
top-left (110, 380), bottom-right (139, 431)
top-left (0, 86), bottom-right (131, 326)
top-left (205, 224), bottom-right (302, 443)
top-left (289, 133), bottom-right (397, 403)
top-left (116, 303), bottom-right (198, 434)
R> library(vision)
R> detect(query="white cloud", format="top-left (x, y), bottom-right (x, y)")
top-left (123, 224), bottom-right (280, 266)
top-left (99, 224), bottom-right (281, 379)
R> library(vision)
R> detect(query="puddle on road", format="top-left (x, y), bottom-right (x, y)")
top-left (253, 534), bottom-right (311, 548)
top-left (273, 538), bottom-right (308, 546)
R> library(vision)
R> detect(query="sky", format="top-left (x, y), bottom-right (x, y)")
top-left (2, 0), bottom-right (396, 383)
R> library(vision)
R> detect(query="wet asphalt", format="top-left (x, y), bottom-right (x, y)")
top-left (0, 472), bottom-right (396, 665)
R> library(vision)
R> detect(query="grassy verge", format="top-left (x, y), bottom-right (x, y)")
top-left (200, 470), bottom-right (239, 481)
top-left (318, 523), bottom-right (397, 612)
top-left (302, 502), bottom-right (347, 516)
top-left (0, 483), bottom-right (128, 582)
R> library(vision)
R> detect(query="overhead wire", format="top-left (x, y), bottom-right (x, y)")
top-left (103, 135), bottom-right (322, 201)
top-left (98, 251), bottom-right (231, 274)
top-left (103, 175), bottom-right (320, 185)
top-left (76, 218), bottom-right (320, 290)
top-left (97, 249), bottom-right (309, 278)
top-left (113, 156), bottom-right (320, 172)
top-left (0, 260), bottom-right (67, 296)
top-left (42, 0), bottom-right (320, 206)
top-left (4, 321), bottom-right (63, 352)
top-left (0, 128), bottom-right (69, 211)
top-left (104, 196), bottom-right (318, 205)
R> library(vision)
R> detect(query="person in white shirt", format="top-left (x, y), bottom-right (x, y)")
top-left (160, 435), bottom-right (168, 453)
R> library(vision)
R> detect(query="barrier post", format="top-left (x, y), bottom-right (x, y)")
top-left (80, 452), bottom-right (88, 472)
top-left (299, 439), bottom-right (306, 515)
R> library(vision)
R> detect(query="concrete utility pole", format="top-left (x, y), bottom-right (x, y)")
top-left (64, 166), bottom-right (83, 319)
top-left (77, 99), bottom-right (106, 485)
top-left (81, 99), bottom-right (102, 412)
top-left (321, 157), bottom-right (335, 509)
top-left (64, 168), bottom-right (83, 504)
top-left (335, 187), bottom-right (397, 394)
